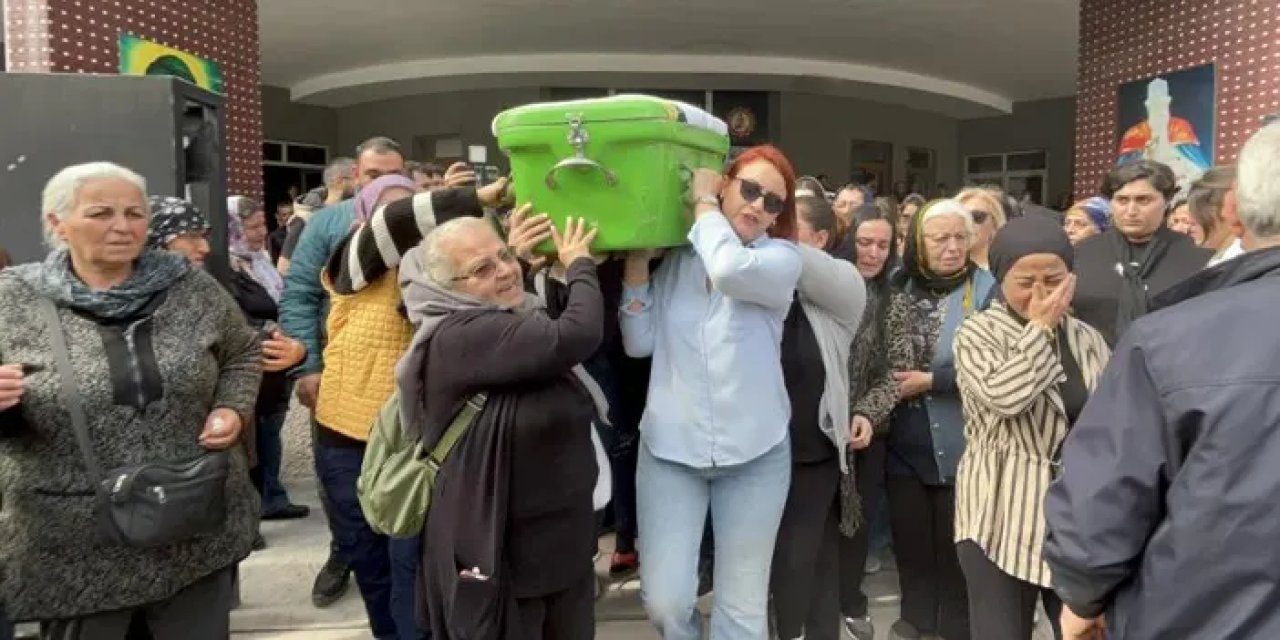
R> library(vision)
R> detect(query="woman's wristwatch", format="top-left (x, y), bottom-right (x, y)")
top-left (694, 194), bottom-right (719, 208)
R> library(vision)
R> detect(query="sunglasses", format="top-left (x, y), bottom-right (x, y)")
top-left (738, 178), bottom-right (787, 215)
top-left (968, 209), bottom-right (991, 225)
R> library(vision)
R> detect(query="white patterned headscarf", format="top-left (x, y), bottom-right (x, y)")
top-left (227, 196), bottom-right (284, 301)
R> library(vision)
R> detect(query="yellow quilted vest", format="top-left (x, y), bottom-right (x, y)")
top-left (315, 269), bottom-right (414, 441)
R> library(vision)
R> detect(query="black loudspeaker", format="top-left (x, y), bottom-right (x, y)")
top-left (0, 73), bottom-right (229, 278)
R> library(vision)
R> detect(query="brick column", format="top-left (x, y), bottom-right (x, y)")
top-left (3, 0), bottom-right (263, 200)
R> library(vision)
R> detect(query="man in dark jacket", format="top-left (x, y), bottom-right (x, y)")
top-left (1044, 122), bottom-right (1280, 639)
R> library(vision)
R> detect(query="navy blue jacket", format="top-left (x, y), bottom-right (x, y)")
top-left (1044, 246), bottom-right (1280, 639)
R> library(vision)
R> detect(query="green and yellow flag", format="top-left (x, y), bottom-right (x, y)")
top-left (118, 33), bottom-right (223, 94)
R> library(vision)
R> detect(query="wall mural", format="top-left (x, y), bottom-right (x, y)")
top-left (1074, 0), bottom-right (1278, 199)
top-left (1116, 64), bottom-right (1215, 195)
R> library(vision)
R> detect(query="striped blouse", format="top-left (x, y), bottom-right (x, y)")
top-left (953, 303), bottom-right (1110, 587)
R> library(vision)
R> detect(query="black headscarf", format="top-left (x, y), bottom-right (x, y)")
top-left (895, 199), bottom-right (977, 293)
top-left (987, 214), bottom-right (1089, 431)
top-left (146, 196), bottom-right (209, 249)
top-left (989, 213), bottom-right (1075, 286)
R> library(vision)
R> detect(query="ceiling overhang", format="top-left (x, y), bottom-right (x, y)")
top-left (289, 52), bottom-right (1016, 119)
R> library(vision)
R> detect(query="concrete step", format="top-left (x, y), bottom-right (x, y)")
top-left (232, 483), bottom-right (368, 634)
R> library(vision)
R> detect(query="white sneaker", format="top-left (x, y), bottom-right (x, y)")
top-left (842, 616), bottom-right (874, 640)
top-left (865, 555), bottom-right (883, 574)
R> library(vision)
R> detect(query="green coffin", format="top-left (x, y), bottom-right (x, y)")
top-left (493, 95), bottom-right (730, 252)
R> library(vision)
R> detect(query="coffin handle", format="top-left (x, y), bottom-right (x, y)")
top-left (545, 156), bottom-right (618, 189)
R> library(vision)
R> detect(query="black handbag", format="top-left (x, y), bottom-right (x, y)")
top-left (39, 298), bottom-right (230, 548)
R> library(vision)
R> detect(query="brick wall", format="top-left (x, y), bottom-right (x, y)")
top-left (4, 0), bottom-right (262, 200)
top-left (1075, 0), bottom-right (1280, 197)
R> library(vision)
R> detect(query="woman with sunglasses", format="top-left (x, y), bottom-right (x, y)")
top-left (956, 188), bottom-right (1008, 271)
top-left (881, 199), bottom-right (995, 640)
top-left (621, 145), bottom-right (803, 640)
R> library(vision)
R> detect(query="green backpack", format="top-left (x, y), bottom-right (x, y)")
top-left (357, 390), bottom-right (487, 537)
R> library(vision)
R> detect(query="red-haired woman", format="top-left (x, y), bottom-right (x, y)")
top-left (621, 145), bottom-right (804, 639)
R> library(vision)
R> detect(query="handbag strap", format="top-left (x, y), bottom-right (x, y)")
top-left (426, 392), bottom-right (488, 469)
top-left (37, 297), bottom-right (105, 482)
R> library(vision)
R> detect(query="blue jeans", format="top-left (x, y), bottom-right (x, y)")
top-left (389, 536), bottom-right (424, 640)
top-left (637, 440), bottom-right (791, 640)
top-left (314, 438), bottom-right (425, 640)
top-left (255, 406), bottom-right (292, 514)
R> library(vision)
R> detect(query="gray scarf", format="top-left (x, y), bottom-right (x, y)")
top-left (395, 246), bottom-right (610, 442)
top-left (7, 248), bottom-right (190, 320)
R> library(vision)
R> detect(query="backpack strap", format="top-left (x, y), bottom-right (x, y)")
top-left (425, 392), bottom-right (488, 471)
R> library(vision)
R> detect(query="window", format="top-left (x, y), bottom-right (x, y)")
top-left (286, 144), bottom-right (328, 167)
top-left (905, 147), bottom-right (937, 196)
top-left (263, 141), bottom-right (284, 164)
top-left (263, 140), bottom-right (328, 168)
top-left (964, 150), bottom-right (1049, 205)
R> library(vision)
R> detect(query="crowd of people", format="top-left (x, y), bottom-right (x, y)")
top-left (1, 116), bottom-right (1279, 640)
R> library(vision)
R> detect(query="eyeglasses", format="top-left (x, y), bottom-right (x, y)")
top-left (738, 178), bottom-right (787, 215)
top-left (451, 247), bottom-right (518, 282)
top-left (968, 209), bottom-right (991, 225)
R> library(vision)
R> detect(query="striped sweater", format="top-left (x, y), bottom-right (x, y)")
top-left (953, 303), bottom-right (1110, 587)
top-left (324, 187), bottom-right (484, 295)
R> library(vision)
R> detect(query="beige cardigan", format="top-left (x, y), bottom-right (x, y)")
top-left (953, 303), bottom-right (1110, 586)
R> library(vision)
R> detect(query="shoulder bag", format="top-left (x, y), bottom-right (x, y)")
top-left (39, 297), bottom-right (230, 548)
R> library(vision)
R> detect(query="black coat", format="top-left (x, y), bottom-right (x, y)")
top-left (1044, 246), bottom-right (1280, 639)
top-left (226, 268), bottom-right (290, 416)
top-left (418, 259), bottom-right (603, 639)
top-left (1071, 227), bottom-right (1211, 346)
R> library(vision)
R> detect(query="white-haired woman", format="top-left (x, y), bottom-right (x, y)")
top-left (0, 162), bottom-right (261, 639)
top-left (881, 199), bottom-right (995, 640)
top-left (398, 216), bottom-right (604, 639)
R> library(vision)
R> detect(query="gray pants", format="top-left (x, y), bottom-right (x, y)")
top-left (40, 568), bottom-right (234, 640)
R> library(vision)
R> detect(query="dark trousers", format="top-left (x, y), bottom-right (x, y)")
top-left (311, 418), bottom-right (343, 562)
top-left (586, 351), bottom-right (646, 551)
top-left (513, 570), bottom-right (596, 640)
top-left (315, 436), bottom-right (423, 640)
top-left (40, 568), bottom-right (233, 640)
top-left (839, 438), bottom-right (887, 618)
top-left (957, 541), bottom-right (1062, 640)
top-left (887, 474), bottom-right (969, 640)
top-left (253, 403), bottom-right (293, 515)
top-left (771, 457), bottom-right (841, 640)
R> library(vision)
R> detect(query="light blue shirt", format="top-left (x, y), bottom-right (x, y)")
top-left (620, 211), bottom-right (803, 468)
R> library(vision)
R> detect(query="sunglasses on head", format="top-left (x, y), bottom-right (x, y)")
top-left (738, 178), bottom-right (787, 215)
top-left (968, 209), bottom-right (991, 225)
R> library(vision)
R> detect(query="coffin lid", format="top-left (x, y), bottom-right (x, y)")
top-left (492, 94), bottom-right (727, 136)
